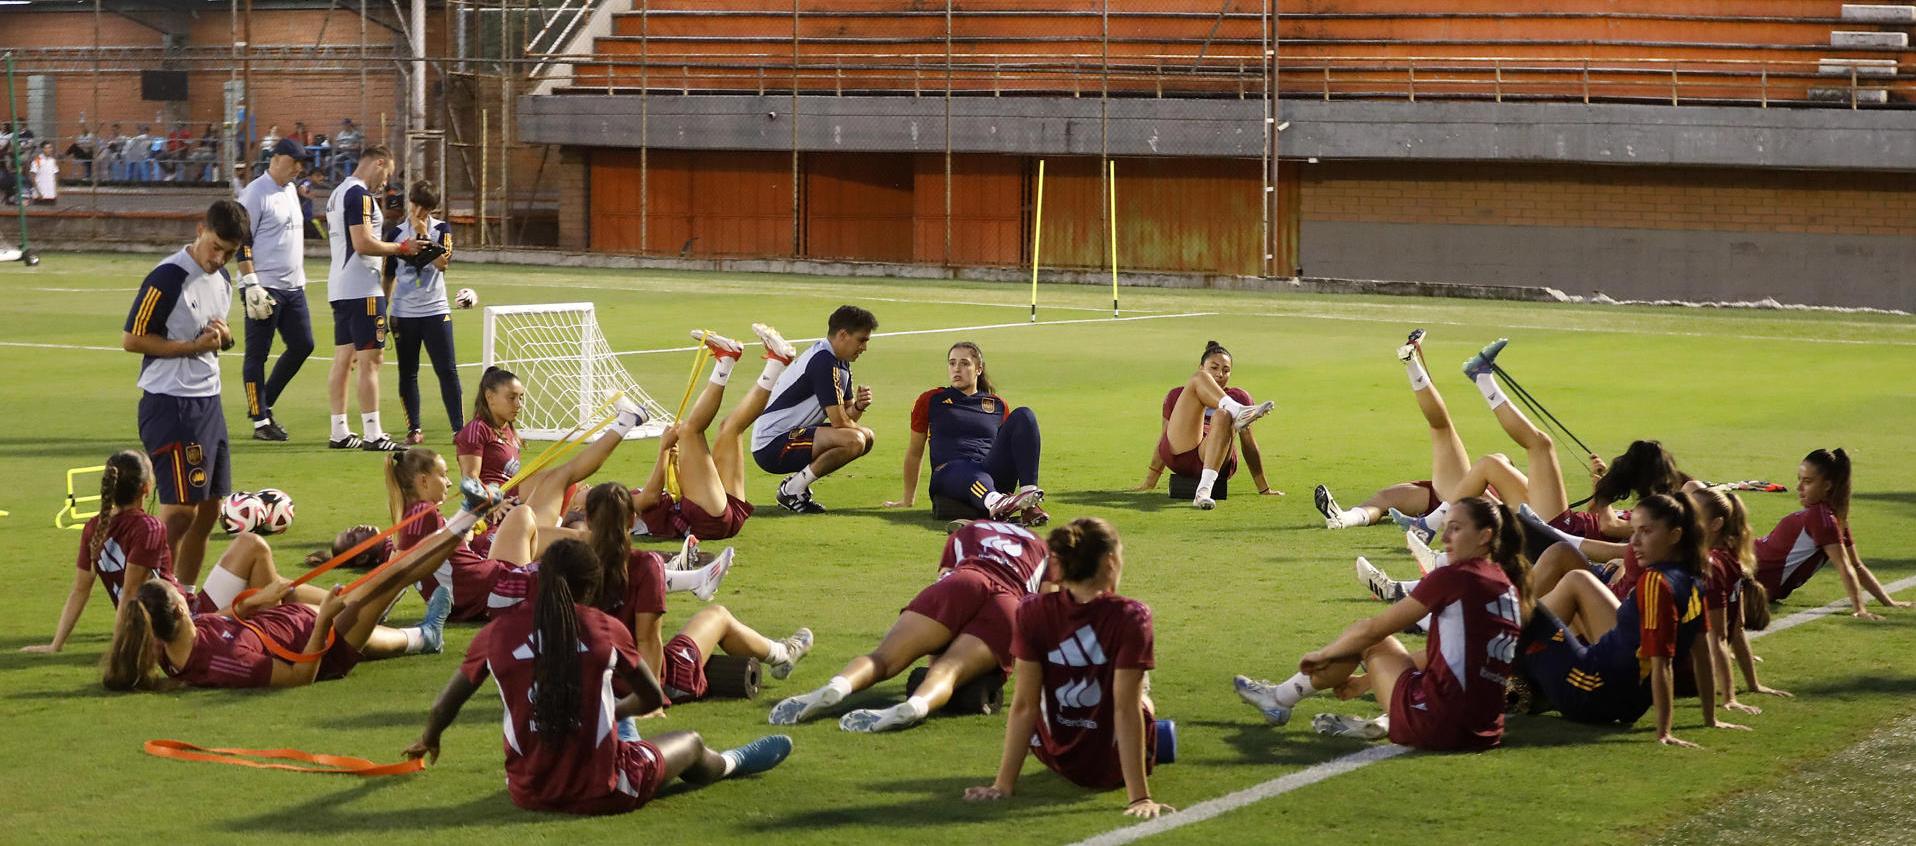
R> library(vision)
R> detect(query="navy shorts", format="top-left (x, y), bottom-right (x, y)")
top-left (1522, 628), bottom-right (1647, 726)
top-left (753, 425), bottom-right (819, 475)
top-left (138, 392), bottom-right (231, 505)
top-left (330, 296), bottom-right (388, 350)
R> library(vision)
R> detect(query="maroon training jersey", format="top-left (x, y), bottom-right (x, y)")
top-left (1703, 548), bottom-right (1743, 611)
top-left (160, 604), bottom-right (319, 689)
top-left (937, 520), bottom-right (1049, 595)
top-left (75, 509), bottom-right (178, 607)
top-left (1401, 558), bottom-right (1523, 749)
top-left (1011, 589), bottom-right (1156, 791)
top-left (455, 418), bottom-right (523, 488)
top-left (1753, 502), bottom-right (1849, 600)
top-left (399, 501), bottom-right (519, 623)
top-left (1160, 386), bottom-right (1252, 430)
top-left (486, 550), bottom-right (667, 634)
top-left (461, 603), bottom-right (645, 813)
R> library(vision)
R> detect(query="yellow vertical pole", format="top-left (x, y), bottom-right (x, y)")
top-left (1108, 160), bottom-right (1119, 317)
top-left (1029, 159), bottom-right (1045, 323)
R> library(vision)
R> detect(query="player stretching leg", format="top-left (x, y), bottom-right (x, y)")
top-left (1134, 340), bottom-right (1276, 509)
top-left (888, 341), bottom-right (1047, 525)
top-left (964, 518), bottom-right (1174, 819)
top-left (234, 137), bottom-right (315, 442)
top-left (752, 306), bottom-right (879, 514)
top-left (323, 144), bottom-right (419, 452)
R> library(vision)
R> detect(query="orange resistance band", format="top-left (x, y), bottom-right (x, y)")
top-left (236, 616), bottom-right (337, 664)
top-left (144, 739), bottom-right (424, 776)
top-left (231, 505), bottom-right (438, 615)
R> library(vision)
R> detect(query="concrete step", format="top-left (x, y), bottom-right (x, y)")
top-left (1841, 4), bottom-right (1916, 23)
top-left (1831, 30), bottom-right (1910, 47)
top-left (1819, 57), bottom-right (1901, 76)
top-left (1808, 87), bottom-right (1892, 103)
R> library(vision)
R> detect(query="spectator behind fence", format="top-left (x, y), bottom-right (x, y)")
top-left (29, 142), bottom-right (58, 205)
top-left (124, 125), bottom-right (153, 182)
top-left (69, 124), bottom-right (96, 182)
top-left (335, 118), bottom-right (362, 176)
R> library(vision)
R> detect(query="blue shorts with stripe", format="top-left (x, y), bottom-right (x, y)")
top-left (1520, 626), bottom-right (1649, 726)
top-left (753, 425), bottom-right (819, 475)
top-left (330, 296), bottom-right (388, 350)
top-left (138, 392), bottom-right (231, 505)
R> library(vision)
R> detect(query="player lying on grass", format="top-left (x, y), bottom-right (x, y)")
top-left (1692, 487), bottom-right (1790, 714)
top-left (25, 449), bottom-right (330, 653)
top-left (886, 340), bottom-right (1047, 526)
top-left (1133, 340), bottom-right (1276, 509)
top-left (1236, 496), bottom-right (1528, 750)
top-left (754, 305), bottom-right (879, 514)
top-left (100, 482), bottom-right (509, 690)
top-left (404, 539), bottom-right (793, 815)
top-left (770, 520), bottom-right (1055, 732)
top-left (630, 324), bottom-right (797, 541)
top-left (1511, 493), bottom-right (1749, 747)
top-left (964, 518), bottom-right (1174, 819)
top-left (1746, 448), bottom-right (1907, 619)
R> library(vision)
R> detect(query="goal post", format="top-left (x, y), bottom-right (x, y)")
top-left (481, 302), bottom-right (672, 440)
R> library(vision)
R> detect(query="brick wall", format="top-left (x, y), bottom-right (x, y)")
top-left (1301, 161), bottom-right (1916, 237)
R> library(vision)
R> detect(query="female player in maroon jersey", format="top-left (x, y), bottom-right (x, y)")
top-left (387, 447), bottom-right (542, 622)
top-left (964, 518), bottom-right (1174, 819)
top-left (887, 341), bottom-right (1047, 525)
top-left (457, 366), bottom-right (650, 531)
top-left (1134, 340), bottom-right (1277, 509)
top-left (100, 483), bottom-right (508, 691)
top-left (1691, 487), bottom-right (1789, 715)
top-left (1236, 497), bottom-right (1529, 749)
top-left (631, 324), bottom-right (798, 541)
top-left (770, 520), bottom-right (1055, 732)
top-left (1752, 448), bottom-right (1906, 617)
top-left (404, 539), bottom-right (793, 814)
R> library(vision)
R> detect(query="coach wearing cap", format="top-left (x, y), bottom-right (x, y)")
top-left (232, 137), bottom-right (315, 442)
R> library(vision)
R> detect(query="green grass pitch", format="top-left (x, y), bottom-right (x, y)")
top-left (3, 253), bottom-right (1914, 844)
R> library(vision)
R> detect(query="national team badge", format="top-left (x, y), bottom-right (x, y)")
top-left (981, 398), bottom-right (996, 414)
top-left (184, 443), bottom-right (204, 466)
top-left (189, 468), bottom-right (208, 488)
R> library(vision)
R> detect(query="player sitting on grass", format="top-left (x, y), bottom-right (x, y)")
top-left (388, 446), bottom-right (543, 623)
top-left (100, 482), bottom-right (508, 690)
top-left (1692, 487), bottom-right (1790, 715)
top-left (886, 341), bottom-right (1047, 526)
top-left (1749, 449), bottom-right (1907, 619)
top-left (753, 305), bottom-right (879, 514)
top-left (1511, 493), bottom-right (1750, 747)
top-left (404, 539), bottom-right (793, 815)
top-left (1235, 497), bottom-right (1529, 750)
top-left (964, 518), bottom-right (1174, 819)
top-left (1133, 340), bottom-right (1276, 509)
top-left (632, 324), bottom-right (797, 541)
top-left (770, 520), bottom-right (1054, 732)
top-left (457, 366), bottom-right (527, 489)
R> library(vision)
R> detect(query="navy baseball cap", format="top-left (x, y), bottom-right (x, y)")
top-left (271, 137), bottom-right (305, 159)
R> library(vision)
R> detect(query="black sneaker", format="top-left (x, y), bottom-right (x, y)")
top-left (328, 434), bottom-right (364, 450)
top-left (253, 421), bottom-right (289, 442)
top-left (775, 478), bottom-right (826, 514)
top-left (361, 434), bottom-right (407, 452)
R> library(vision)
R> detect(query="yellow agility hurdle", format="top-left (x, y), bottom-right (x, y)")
top-left (54, 464), bottom-right (107, 530)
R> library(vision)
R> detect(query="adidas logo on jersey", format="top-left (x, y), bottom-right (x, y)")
top-left (511, 633), bottom-right (592, 660)
top-left (1045, 625), bottom-right (1107, 668)
top-left (1054, 677), bottom-right (1103, 709)
top-left (97, 539), bottom-right (127, 574)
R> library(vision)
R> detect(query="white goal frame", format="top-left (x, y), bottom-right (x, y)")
top-left (480, 302), bottom-right (671, 440)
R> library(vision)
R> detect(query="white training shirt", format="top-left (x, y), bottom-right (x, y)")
top-left (387, 216), bottom-right (454, 318)
top-left (238, 172), bottom-right (307, 290)
top-left (124, 247), bottom-right (233, 397)
top-left (325, 176), bottom-right (385, 302)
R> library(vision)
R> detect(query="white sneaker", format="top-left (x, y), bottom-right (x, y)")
top-left (839, 704), bottom-right (923, 733)
top-left (1312, 712), bottom-right (1390, 740)
top-left (664, 534), bottom-right (702, 571)
top-left (1231, 399), bottom-right (1276, 431)
top-left (1193, 494), bottom-right (1216, 510)
top-left (614, 396), bottom-right (649, 434)
top-left (769, 685), bottom-right (842, 725)
top-left (1233, 674), bottom-right (1293, 726)
top-left (1407, 530), bottom-right (1441, 576)
top-left (752, 322), bottom-right (797, 363)
top-left (1355, 557), bottom-right (1406, 602)
top-left (693, 547), bottom-right (735, 602)
top-left (989, 485), bottom-right (1044, 521)
top-left (768, 628), bottom-right (813, 680)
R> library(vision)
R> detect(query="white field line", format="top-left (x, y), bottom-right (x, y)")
top-left (1066, 575), bottom-right (1916, 846)
top-left (472, 275), bottom-right (1156, 315)
top-left (1233, 309), bottom-right (1916, 348)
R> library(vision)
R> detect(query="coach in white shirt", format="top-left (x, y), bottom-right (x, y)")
top-left (233, 137), bottom-right (315, 442)
top-left (324, 143), bottom-right (420, 452)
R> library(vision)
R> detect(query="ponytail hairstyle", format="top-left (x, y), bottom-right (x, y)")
top-left (582, 482), bottom-right (633, 614)
top-left (471, 366), bottom-right (520, 430)
top-left (1198, 339), bottom-right (1230, 365)
top-left (1591, 440), bottom-right (1687, 505)
top-left (948, 341), bottom-right (993, 395)
top-left (530, 538), bottom-right (603, 737)
top-left (1453, 496), bottom-right (1533, 617)
top-left (1634, 493), bottom-right (1710, 577)
top-left (90, 449), bottom-right (154, 574)
top-left (384, 447), bottom-right (442, 523)
top-left (311, 524), bottom-right (393, 571)
top-left (1046, 517), bottom-right (1122, 584)
top-left (102, 581), bottom-right (180, 691)
top-left (1692, 487), bottom-right (1771, 631)
top-left (1803, 448), bottom-right (1852, 521)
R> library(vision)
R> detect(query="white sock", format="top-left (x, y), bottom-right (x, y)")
top-left (1474, 372), bottom-right (1508, 410)
top-left (823, 675), bottom-right (853, 702)
top-left (402, 627), bottom-right (427, 654)
top-left (663, 567), bottom-right (705, 594)
top-left (1403, 578), bottom-right (1422, 592)
top-left (710, 356), bottom-right (736, 387)
top-left (1405, 358), bottom-right (1431, 391)
top-left (254, 418), bottom-right (271, 430)
top-left (1424, 501), bottom-right (1452, 529)
top-left (781, 466), bottom-right (819, 497)
top-left (756, 358), bottom-right (788, 392)
top-left (1274, 672), bottom-right (1318, 708)
top-left (764, 641), bottom-right (791, 666)
top-left (1337, 507), bottom-right (1370, 528)
top-left (330, 414), bottom-right (350, 439)
top-left (1215, 395), bottom-right (1248, 418)
top-left (361, 411), bottom-right (383, 439)
top-left (901, 696), bottom-right (931, 721)
top-left (718, 749), bottom-right (741, 778)
top-left (1433, 552), bottom-right (1450, 569)
top-left (1195, 468), bottom-right (1219, 499)
top-left (983, 491), bottom-right (1006, 512)
top-left (447, 508), bottom-right (480, 536)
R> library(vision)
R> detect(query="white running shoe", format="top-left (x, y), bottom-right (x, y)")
top-left (1233, 674), bottom-right (1293, 726)
top-left (693, 547), bottom-right (735, 602)
top-left (1396, 328), bottom-right (1427, 364)
top-left (990, 485), bottom-right (1044, 521)
top-left (1355, 557), bottom-right (1406, 603)
top-left (752, 322), bottom-right (797, 363)
top-left (1193, 494), bottom-right (1216, 511)
top-left (1407, 530), bottom-right (1440, 576)
top-left (769, 685), bottom-right (843, 725)
top-left (768, 628), bottom-right (814, 680)
top-left (1312, 712), bottom-right (1390, 740)
top-left (1230, 399), bottom-right (1276, 431)
top-left (692, 329), bottom-right (744, 359)
top-left (613, 396), bottom-right (649, 434)
top-left (839, 704), bottom-right (923, 733)
top-left (665, 535), bottom-right (702, 571)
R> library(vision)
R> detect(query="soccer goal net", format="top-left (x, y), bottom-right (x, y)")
top-left (481, 302), bottom-right (671, 440)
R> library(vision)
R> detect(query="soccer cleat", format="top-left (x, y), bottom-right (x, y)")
top-left (665, 535), bottom-right (702, 572)
top-left (1462, 337), bottom-right (1509, 380)
top-left (1396, 328), bottom-right (1427, 364)
top-left (723, 734), bottom-right (794, 778)
top-left (1314, 484), bottom-right (1343, 529)
top-left (459, 478), bottom-right (505, 514)
top-left (1230, 399), bottom-right (1276, 431)
top-left (1233, 675), bottom-right (1293, 726)
top-left (1018, 503), bottom-right (1050, 527)
top-left (418, 585), bottom-right (454, 654)
top-left (769, 685), bottom-right (844, 725)
top-left (768, 627), bottom-right (814, 680)
top-left (693, 547), bottom-right (735, 602)
top-left (1406, 530), bottom-right (1440, 576)
top-left (752, 322), bottom-right (797, 364)
top-left (1312, 712), bottom-right (1390, 740)
top-left (360, 434), bottom-right (407, 452)
top-left (1355, 557), bottom-right (1406, 602)
top-left (253, 421), bottom-right (289, 442)
top-left (613, 396), bottom-right (649, 435)
top-left (1193, 494), bottom-right (1216, 511)
top-left (840, 703), bottom-right (923, 733)
top-left (776, 478), bottom-right (826, 514)
top-left (328, 434), bottom-right (364, 450)
top-left (1389, 507), bottom-right (1436, 546)
top-left (990, 485), bottom-right (1045, 522)
top-left (692, 329), bottom-right (745, 361)
top-left (405, 428), bottom-right (424, 445)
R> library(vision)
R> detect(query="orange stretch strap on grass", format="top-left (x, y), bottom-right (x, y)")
top-left (144, 739), bottom-right (425, 776)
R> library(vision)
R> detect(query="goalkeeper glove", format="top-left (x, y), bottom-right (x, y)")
top-left (239, 275), bottom-right (275, 321)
